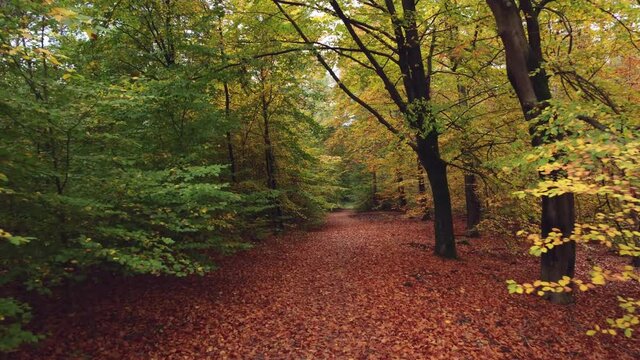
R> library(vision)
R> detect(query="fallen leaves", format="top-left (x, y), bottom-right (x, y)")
top-left (15, 211), bottom-right (640, 359)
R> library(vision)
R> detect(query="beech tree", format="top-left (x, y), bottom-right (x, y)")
top-left (272, 0), bottom-right (462, 258)
top-left (486, 0), bottom-right (577, 303)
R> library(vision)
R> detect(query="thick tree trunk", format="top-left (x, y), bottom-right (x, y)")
top-left (487, 0), bottom-right (576, 303)
top-left (464, 174), bottom-right (481, 237)
top-left (417, 137), bottom-right (457, 259)
top-left (399, 0), bottom-right (456, 258)
top-left (540, 193), bottom-right (576, 304)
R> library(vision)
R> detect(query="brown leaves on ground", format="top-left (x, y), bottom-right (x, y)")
top-left (15, 211), bottom-right (640, 359)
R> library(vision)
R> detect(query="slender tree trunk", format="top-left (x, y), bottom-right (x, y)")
top-left (275, 0), bottom-right (456, 257)
top-left (631, 211), bottom-right (640, 267)
top-left (261, 92), bottom-right (282, 232)
top-left (223, 82), bottom-right (237, 183)
top-left (487, 0), bottom-right (576, 303)
top-left (372, 168), bottom-right (378, 208)
top-left (218, 7), bottom-right (236, 184)
top-left (464, 174), bottom-right (481, 237)
top-left (226, 131), bottom-right (236, 182)
top-left (457, 83), bottom-right (482, 236)
top-left (396, 169), bottom-right (407, 209)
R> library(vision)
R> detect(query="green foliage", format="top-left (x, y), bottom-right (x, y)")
top-left (0, 298), bottom-right (40, 353)
top-left (0, 0), bottom-right (338, 352)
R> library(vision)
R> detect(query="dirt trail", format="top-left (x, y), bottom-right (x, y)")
top-left (17, 211), bottom-right (640, 359)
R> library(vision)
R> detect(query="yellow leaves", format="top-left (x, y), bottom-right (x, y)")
top-left (508, 277), bottom-right (581, 298)
top-left (49, 7), bottom-right (78, 22)
top-left (524, 154), bottom-right (538, 162)
top-left (30, 48), bottom-right (64, 66)
top-left (558, 276), bottom-right (571, 287)
top-left (590, 266), bottom-right (607, 286)
top-left (587, 298), bottom-right (640, 338)
top-left (0, 228), bottom-right (13, 238)
top-left (6, 46), bottom-right (24, 56)
top-left (527, 230), bottom-right (575, 256)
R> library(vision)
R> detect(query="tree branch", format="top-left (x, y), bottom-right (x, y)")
top-left (272, 0), bottom-right (416, 150)
top-left (329, 0), bottom-right (407, 113)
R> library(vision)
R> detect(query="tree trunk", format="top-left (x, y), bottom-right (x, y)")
top-left (226, 131), bottom-right (236, 183)
top-left (487, 0), bottom-right (576, 303)
top-left (464, 174), bottom-right (481, 237)
top-left (400, 0), bottom-right (456, 258)
top-left (457, 83), bottom-right (482, 237)
top-left (417, 136), bottom-right (457, 259)
top-left (396, 169), bottom-right (407, 209)
top-left (275, 0), bottom-right (457, 258)
top-left (631, 211), bottom-right (640, 267)
top-left (223, 82), bottom-right (237, 184)
top-left (417, 159), bottom-right (431, 220)
top-left (372, 169), bottom-right (378, 208)
top-left (261, 92), bottom-right (283, 232)
top-left (540, 193), bottom-right (576, 304)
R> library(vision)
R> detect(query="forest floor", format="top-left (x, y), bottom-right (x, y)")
top-left (15, 210), bottom-right (640, 359)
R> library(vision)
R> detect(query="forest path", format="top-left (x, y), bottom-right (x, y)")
top-left (19, 211), bottom-right (639, 359)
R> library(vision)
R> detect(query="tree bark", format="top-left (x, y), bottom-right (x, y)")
top-left (540, 193), bottom-right (576, 304)
top-left (417, 136), bottom-right (457, 259)
top-left (396, 169), bottom-right (407, 209)
top-left (261, 90), bottom-right (283, 232)
top-left (464, 174), bottom-right (481, 237)
top-left (223, 82), bottom-right (237, 184)
top-left (487, 0), bottom-right (576, 303)
top-left (456, 83), bottom-right (482, 237)
top-left (397, 0), bottom-right (456, 258)
top-left (417, 158), bottom-right (431, 220)
top-left (372, 169), bottom-right (379, 208)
